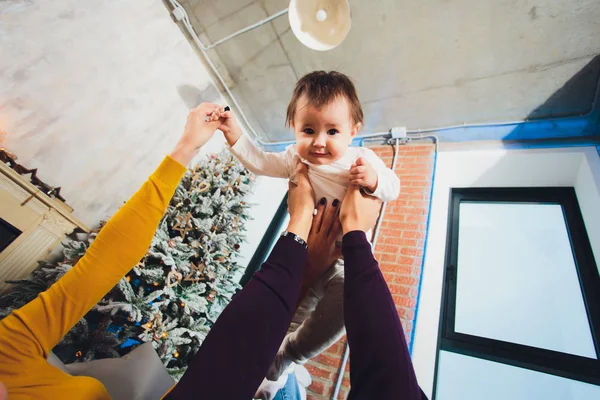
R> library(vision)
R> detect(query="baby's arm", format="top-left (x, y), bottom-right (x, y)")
top-left (350, 149), bottom-right (400, 202)
top-left (215, 106), bottom-right (292, 178)
top-left (230, 135), bottom-right (293, 178)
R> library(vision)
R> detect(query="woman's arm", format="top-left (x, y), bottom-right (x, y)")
top-left (165, 164), bottom-right (315, 400)
top-left (340, 186), bottom-right (425, 400)
top-left (0, 104), bottom-right (219, 363)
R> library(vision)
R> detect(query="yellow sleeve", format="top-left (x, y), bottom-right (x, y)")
top-left (0, 156), bottom-right (186, 363)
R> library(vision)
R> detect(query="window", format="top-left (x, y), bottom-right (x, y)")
top-left (434, 188), bottom-right (600, 399)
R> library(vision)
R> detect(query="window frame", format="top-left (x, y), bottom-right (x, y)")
top-left (433, 187), bottom-right (600, 398)
top-left (239, 193), bottom-right (288, 287)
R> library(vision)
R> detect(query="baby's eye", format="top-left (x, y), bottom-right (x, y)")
top-left (303, 128), bottom-right (315, 134)
top-left (327, 129), bottom-right (339, 136)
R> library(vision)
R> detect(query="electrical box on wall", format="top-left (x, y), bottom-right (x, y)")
top-left (391, 127), bottom-right (407, 139)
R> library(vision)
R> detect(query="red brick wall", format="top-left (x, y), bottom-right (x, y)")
top-left (305, 143), bottom-right (435, 400)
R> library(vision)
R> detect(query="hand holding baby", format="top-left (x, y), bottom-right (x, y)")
top-left (349, 157), bottom-right (378, 193)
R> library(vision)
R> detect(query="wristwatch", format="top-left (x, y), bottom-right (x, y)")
top-left (281, 231), bottom-right (308, 249)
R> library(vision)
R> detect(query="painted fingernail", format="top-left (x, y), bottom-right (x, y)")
top-left (224, 105), bottom-right (231, 112)
top-left (319, 197), bottom-right (326, 205)
top-left (332, 199), bottom-right (339, 207)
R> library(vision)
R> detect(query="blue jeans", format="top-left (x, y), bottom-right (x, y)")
top-left (273, 372), bottom-right (301, 400)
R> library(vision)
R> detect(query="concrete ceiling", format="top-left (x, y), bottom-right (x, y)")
top-left (178, 0), bottom-right (600, 143)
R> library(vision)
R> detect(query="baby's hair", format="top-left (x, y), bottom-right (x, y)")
top-left (285, 71), bottom-right (364, 128)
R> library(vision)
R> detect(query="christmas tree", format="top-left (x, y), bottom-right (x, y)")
top-left (0, 151), bottom-right (255, 378)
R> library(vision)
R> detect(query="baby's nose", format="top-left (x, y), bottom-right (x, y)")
top-left (313, 135), bottom-right (327, 147)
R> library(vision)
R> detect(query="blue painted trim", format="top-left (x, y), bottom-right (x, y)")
top-left (259, 113), bottom-right (600, 153)
top-left (409, 142), bottom-right (437, 356)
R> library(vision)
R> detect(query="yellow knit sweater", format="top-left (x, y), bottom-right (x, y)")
top-left (0, 156), bottom-right (186, 399)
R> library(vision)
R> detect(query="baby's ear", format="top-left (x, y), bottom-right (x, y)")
top-left (350, 122), bottom-right (362, 137)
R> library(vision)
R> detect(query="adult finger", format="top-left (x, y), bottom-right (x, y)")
top-left (311, 197), bottom-right (327, 235)
top-left (295, 162), bottom-right (311, 190)
top-left (219, 111), bottom-right (233, 120)
top-left (194, 102), bottom-right (220, 113)
top-left (288, 162), bottom-right (314, 219)
top-left (329, 216), bottom-right (342, 243)
top-left (321, 198), bottom-right (339, 237)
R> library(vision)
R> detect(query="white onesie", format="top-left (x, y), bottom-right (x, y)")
top-left (230, 135), bottom-right (400, 204)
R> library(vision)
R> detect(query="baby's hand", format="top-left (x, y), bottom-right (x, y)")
top-left (207, 105), bottom-right (242, 146)
top-left (349, 157), bottom-right (378, 193)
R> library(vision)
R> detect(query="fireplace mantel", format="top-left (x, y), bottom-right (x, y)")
top-left (0, 161), bottom-right (89, 293)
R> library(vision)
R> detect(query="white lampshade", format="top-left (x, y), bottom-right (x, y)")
top-left (288, 0), bottom-right (351, 51)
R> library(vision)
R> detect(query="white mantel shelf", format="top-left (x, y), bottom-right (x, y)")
top-left (0, 161), bottom-right (89, 293)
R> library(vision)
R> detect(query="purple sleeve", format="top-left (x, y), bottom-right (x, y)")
top-left (342, 231), bottom-right (426, 400)
top-left (165, 235), bottom-right (307, 400)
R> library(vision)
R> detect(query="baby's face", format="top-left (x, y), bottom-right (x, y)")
top-left (291, 95), bottom-right (359, 165)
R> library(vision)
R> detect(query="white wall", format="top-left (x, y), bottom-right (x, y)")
top-left (0, 0), bottom-right (289, 274)
top-left (412, 146), bottom-right (600, 398)
top-left (0, 0), bottom-right (226, 225)
top-left (235, 175), bottom-right (288, 279)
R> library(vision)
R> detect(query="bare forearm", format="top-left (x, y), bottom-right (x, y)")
top-left (170, 143), bottom-right (199, 166)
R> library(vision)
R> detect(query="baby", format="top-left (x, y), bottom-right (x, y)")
top-left (213, 71), bottom-right (400, 398)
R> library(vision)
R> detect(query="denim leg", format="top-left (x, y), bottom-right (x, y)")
top-left (273, 372), bottom-right (301, 400)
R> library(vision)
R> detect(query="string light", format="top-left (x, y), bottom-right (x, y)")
top-left (180, 302), bottom-right (185, 307)
top-left (162, 331), bottom-right (168, 338)
top-left (145, 322), bottom-right (152, 329)
top-left (75, 351), bottom-right (82, 357)
top-left (173, 351), bottom-right (179, 358)
top-left (126, 276), bottom-right (131, 282)
top-left (153, 282), bottom-right (159, 286)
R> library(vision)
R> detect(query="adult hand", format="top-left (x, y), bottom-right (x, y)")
top-left (170, 103), bottom-right (222, 165)
top-left (340, 184), bottom-right (382, 235)
top-left (285, 163), bottom-right (314, 242)
top-left (297, 198), bottom-right (342, 304)
top-left (306, 198), bottom-right (342, 280)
